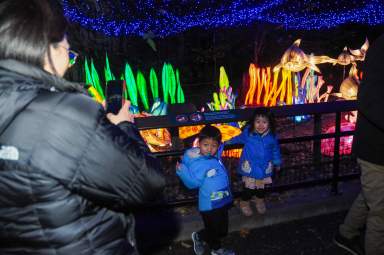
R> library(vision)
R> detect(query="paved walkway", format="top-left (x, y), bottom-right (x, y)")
top-left (136, 181), bottom-right (361, 254)
top-left (141, 211), bottom-right (352, 255)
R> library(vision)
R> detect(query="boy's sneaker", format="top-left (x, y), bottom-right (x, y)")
top-left (191, 232), bottom-right (205, 255)
top-left (333, 231), bottom-right (364, 255)
top-left (211, 248), bottom-right (235, 255)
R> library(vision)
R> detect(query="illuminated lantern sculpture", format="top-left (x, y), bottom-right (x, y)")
top-left (332, 65), bottom-right (361, 122)
top-left (180, 124), bottom-right (242, 158)
top-left (348, 38), bottom-right (369, 61)
top-left (207, 66), bottom-right (236, 111)
top-left (339, 77), bottom-right (358, 100)
top-left (272, 39), bottom-right (335, 73)
top-left (83, 55), bottom-right (187, 152)
top-left (333, 38), bottom-right (369, 66)
top-left (336, 47), bottom-right (354, 66)
top-left (179, 66), bottom-right (242, 157)
top-left (139, 126), bottom-right (172, 152)
top-left (84, 58), bottom-right (105, 103)
top-left (242, 38), bottom-right (368, 111)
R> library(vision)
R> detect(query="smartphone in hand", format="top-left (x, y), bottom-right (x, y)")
top-left (105, 80), bottom-right (124, 114)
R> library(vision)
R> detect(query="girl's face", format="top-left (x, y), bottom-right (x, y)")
top-left (199, 138), bottom-right (219, 157)
top-left (253, 116), bottom-right (269, 134)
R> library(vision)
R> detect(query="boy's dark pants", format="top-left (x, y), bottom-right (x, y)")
top-left (199, 206), bottom-right (229, 250)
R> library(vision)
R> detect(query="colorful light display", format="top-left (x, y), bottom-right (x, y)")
top-left (239, 38), bottom-right (363, 156)
top-left (84, 58), bottom-right (103, 103)
top-left (90, 59), bottom-right (105, 101)
top-left (244, 65), bottom-right (316, 107)
top-left (62, 0), bottom-right (384, 37)
top-left (321, 122), bottom-right (355, 157)
top-left (273, 39), bottom-right (335, 73)
top-left (84, 56), bottom-right (185, 114)
top-left (149, 68), bottom-right (159, 100)
top-left (181, 66), bottom-right (240, 140)
top-left (139, 128), bottom-right (172, 152)
top-left (178, 66), bottom-right (242, 157)
top-left (83, 56), bottom-right (186, 152)
top-left (104, 53), bottom-right (116, 83)
top-left (207, 66), bottom-right (236, 111)
top-left (137, 71), bottom-right (149, 111)
top-left (82, 37), bottom-right (364, 156)
top-left (243, 38), bottom-right (368, 108)
top-left (334, 38), bottom-right (369, 66)
top-left (176, 69), bottom-right (185, 104)
top-left (124, 63), bottom-right (139, 112)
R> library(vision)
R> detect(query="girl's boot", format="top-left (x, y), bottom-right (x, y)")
top-left (253, 197), bottom-right (266, 214)
top-left (239, 200), bottom-right (253, 216)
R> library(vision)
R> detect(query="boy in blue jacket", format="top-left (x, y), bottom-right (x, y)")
top-left (177, 125), bottom-right (234, 255)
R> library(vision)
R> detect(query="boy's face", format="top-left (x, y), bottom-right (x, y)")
top-left (254, 116), bottom-right (269, 134)
top-left (199, 138), bottom-right (219, 157)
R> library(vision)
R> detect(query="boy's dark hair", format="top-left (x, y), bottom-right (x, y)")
top-left (248, 108), bottom-right (276, 135)
top-left (198, 125), bottom-right (222, 144)
top-left (0, 0), bottom-right (67, 70)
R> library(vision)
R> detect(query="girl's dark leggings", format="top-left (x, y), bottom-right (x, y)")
top-left (242, 188), bottom-right (266, 201)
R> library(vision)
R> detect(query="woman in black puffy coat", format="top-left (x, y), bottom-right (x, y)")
top-left (0, 1), bottom-right (165, 254)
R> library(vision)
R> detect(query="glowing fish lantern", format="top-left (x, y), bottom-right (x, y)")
top-left (274, 39), bottom-right (319, 73)
top-left (349, 38), bottom-right (369, 61)
top-left (273, 39), bottom-right (336, 73)
top-left (333, 38), bottom-right (370, 66)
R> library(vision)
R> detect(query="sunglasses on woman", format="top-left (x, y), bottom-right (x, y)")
top-left (68, 49), bottom-right (78, 67)
top-left (58, 45), bottom-right (79, 67)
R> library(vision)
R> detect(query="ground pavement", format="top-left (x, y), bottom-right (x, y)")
top-left (136, 181), bottom-right (361, 255)
top-left (140, 211), bottom-right (352, 255)
top-left (147, 213), bottom-right (354, 255)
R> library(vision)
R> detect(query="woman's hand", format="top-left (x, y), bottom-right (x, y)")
top-left (106, 100), bottom-right (135, 125)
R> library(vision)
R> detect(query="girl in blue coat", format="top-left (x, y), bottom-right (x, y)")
top-left (226, 108), bottom-right (281, 216)
top-left (177, 125), bottom-right (234, 255)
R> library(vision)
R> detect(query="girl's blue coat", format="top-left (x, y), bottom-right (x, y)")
top-left (226, 127), bottom-right (281, 179)
top-left (176, 147), bottom-right (232, 211)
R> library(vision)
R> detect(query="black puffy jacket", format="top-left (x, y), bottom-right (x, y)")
top-left (0, 60), bottom-right (165, 254)
top-left (354, 34), bottom-right (384, 166)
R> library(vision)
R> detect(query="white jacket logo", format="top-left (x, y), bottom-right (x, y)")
top-left (265, 162), bottom-right (273, 174)
top-left (0, 145), bottom-right (19, 160)
top-left (241, 160), bottom-right (252, 173)
top-left (206, 169), bottom-right (217, 177)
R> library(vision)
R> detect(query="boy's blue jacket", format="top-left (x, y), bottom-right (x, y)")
top-left (176, 146), bottom-right (232, 211)
top-left (226, 127), bottom-right (281, 179)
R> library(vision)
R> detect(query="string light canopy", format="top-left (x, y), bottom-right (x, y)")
top-left (61, 0), bottom-right (384, 37)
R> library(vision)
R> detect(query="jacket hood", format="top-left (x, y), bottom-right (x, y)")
top-left (0, 59), bottom-right (85, 135)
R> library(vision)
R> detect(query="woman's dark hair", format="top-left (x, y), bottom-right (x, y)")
top-left (248, 108), bottom-right (276, 135)
top-left (0, 0), bottom-right (67, 69)
top-left (198, 125), bottom-right (222, 144)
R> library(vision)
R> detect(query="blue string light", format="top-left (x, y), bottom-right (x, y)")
top-left (62, 0), bottom-right (384, 37)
